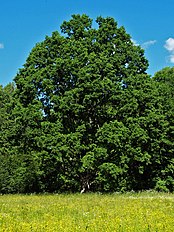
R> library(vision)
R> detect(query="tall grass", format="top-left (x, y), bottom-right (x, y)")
top-left (0, 192), bottom-right (173, 231)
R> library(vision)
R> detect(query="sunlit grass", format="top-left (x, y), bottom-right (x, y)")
top-left (0, 192), bottom-right (173, 231)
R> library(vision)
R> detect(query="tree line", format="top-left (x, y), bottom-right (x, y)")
top-left (0, 14), bottom-right (173, 193)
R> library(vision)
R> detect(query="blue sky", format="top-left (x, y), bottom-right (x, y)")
top-left (0, 0), bottom-right (174, 86)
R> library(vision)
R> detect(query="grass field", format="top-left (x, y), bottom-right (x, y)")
top-left (0, 192), bottom-right (173, 231)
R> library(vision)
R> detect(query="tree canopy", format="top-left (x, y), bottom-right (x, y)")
top-left (0, 14), bottom-right (173, 193)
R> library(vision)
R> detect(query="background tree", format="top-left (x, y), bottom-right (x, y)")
top-left (152, 67), bottom-right (174, 191)
top-left (0, 83), bottom-right (41, 193)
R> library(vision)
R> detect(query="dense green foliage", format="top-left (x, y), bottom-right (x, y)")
top-left (0, 14), bottom-right (173, 193)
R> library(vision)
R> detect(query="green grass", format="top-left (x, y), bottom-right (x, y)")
top-left (0, 192), bottom-right (173, 231)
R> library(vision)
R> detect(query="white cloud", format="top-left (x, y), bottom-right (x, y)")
top-left (164, 38), bottom-right (174, 51)
top-left (0, 43), bottom-right (4, 49)
top-left (169, 54), bottom-right (174, 63)
top-left (131, 39), bottom-right (157, 49)
top-left (164, 38), bottom-right (174, 63)
top-left (142, 40), bottom-right (157, 49)
top-left (131, 39), bottom-right (139, 46)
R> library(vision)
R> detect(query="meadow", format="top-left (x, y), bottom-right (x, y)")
top-left (0, 192), bottom-right (173, 231)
